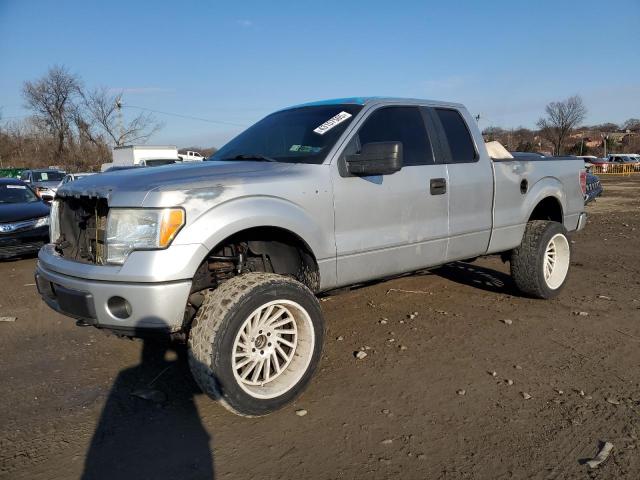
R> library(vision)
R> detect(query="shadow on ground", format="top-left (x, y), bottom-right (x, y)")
top-left (433, 261), bottom-right (517, 295)
top-left (82, 339), bottom-right (214, 480)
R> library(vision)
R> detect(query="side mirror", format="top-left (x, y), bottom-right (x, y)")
top-left (346, 141), bottom-right (403, 176)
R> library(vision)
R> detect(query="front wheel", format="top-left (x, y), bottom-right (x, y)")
top-left (510, 220), bottom-right (571, 299)
top-left (188, 272), bottom-right (324, 416)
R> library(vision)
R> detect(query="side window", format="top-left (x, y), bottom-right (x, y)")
top-left (435, 108), bottom-right (478, 164)
top-left (355, 106), bottom-right (434, 166)
top-left (20, 171), bottom-right (29, 181)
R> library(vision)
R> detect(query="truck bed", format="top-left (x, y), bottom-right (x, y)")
top-left (488, 156), bottom-right (584, 254)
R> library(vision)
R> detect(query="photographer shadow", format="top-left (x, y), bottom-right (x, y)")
top-left (82, 338), bottom-right (214, 480)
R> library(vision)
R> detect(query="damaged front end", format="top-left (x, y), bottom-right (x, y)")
top-left (51, 196), bottom-right (109, 264)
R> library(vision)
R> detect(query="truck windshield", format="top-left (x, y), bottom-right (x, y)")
top-left (209, 104), bottom-right (363, 164)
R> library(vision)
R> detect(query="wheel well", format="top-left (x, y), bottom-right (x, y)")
top-left (191, 226), bottom-right (320, 294)
top-left (529, 197), bottom-right (563, 224)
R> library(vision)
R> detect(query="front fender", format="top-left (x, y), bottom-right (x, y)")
top-left (173, 194), bottom-right (334, 264)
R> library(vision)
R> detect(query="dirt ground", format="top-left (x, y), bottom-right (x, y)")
top-left (1, 176), bottom-right (639, 480)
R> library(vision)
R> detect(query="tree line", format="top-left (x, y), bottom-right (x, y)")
top-left (2, 67), bottom-right (639, 171)
top-left (484, 95), bottom-right (640, 156)
top-left (1, 65), bottom-right (162, 171)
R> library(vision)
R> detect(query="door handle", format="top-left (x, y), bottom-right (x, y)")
top-left (430, 178), bottom-right (447, 195)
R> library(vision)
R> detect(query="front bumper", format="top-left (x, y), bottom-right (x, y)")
top-left (35, 261), bottom-right (192, 335)
top-left (0, 226), bottom-right (48, 259)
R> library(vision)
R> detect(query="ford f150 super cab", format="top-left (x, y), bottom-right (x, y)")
top-left (36, 97), bottom-right (587, 416)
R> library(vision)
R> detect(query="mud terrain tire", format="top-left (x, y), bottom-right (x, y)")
top-left (188, 272), bottom-right (324, 416)
top-left (510, 220), bottom-right (571, 299)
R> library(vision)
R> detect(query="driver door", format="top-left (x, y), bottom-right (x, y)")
top-left (331, 105), bottom-right (449, 287)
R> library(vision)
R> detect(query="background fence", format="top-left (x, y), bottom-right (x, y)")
top-left (589, 164), bottom-right (639, 176)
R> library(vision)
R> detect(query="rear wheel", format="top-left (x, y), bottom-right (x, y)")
top-left (510, 220), bottom-right (571, 299)
top-left (188, 272), bottom-right (324, 416)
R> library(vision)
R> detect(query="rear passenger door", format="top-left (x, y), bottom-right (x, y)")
top-left (424, 107), bottom-right (493, 260)
top-left (332, 105), bottom-right (449, 286)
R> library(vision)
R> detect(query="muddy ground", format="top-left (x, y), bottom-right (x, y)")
top-left (1, 175), bottom-right (639, 480)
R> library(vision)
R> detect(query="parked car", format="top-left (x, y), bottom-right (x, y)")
top-left (58, 172), bottom-right (96, 188)
top-left (584, 172), bottom-right (603, 204)
top-left (19, 169), bottom-right (66, 201)
top-left (0, 178), bottom-right (50, 259)
top-left (588, 157), bottom-right (614, 172)
top-left (36, 97), bottom-right (587, 416)
top-left (177, 151), bottom-right (205, 162)
top-left (607, 154), bottom-right (640, 171)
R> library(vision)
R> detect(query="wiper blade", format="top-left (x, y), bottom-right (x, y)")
top-left (221, 154), bottom-right (277, 162)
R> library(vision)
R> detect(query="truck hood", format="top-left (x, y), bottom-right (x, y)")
top-left (56, 161), bottom-right (296, 207)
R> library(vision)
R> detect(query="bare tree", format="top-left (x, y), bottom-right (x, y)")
top-left (536, 95), bottom-right (587, 155)
top-left (71, 109), bottom-right (103, 147)
top-left (83, 87), bottom-right (162, 146)
top-left (623, 118), bottom-right (640, 132)
top-left (22, 65), bottom-right (82, 157)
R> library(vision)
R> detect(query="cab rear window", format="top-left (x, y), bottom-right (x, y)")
top-left (435, 109), bottom-right (478, 164)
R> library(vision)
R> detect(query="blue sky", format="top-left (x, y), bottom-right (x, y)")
top-left (1, 0), bottom-right (639, 148)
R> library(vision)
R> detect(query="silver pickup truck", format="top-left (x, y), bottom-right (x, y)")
top-left (36, 97), bottom-right (587, 416)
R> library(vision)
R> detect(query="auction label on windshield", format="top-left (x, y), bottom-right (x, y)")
top-left (313, 111), bottom-right (352, 135)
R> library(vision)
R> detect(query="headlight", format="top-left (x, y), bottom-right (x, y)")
top-left (49, 200), bottom-right (60, 242)
top-left (106, 208), bottom-right (185, 264)
top-left (34, 216), bottom-right (50, 228)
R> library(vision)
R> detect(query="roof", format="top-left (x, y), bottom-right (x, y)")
top-left (282, 96), bottom-right (464, 110)
top-left (0, 177), bottom-right (28, 185)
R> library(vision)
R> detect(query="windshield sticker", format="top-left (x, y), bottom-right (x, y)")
top-left (290, 145), bottom-right (322, 153)
top-left (313, 111), bottom-right (352, 135)
top-left (6, 185), bottom-right (26, 189)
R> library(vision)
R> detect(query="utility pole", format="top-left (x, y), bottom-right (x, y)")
top-left (115, 96), bottom-right (124, 146)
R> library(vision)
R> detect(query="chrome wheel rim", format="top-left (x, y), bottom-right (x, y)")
top-left (232, 299), bottom-right (315, 399)
top-left (543, 233), bottom-right (570, 290)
